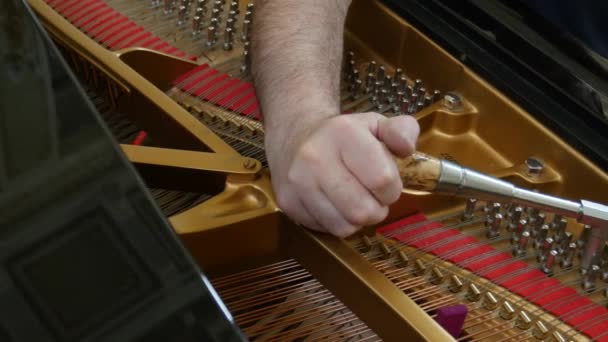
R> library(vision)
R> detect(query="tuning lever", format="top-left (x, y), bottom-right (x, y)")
top-left (395, 152), bottom-right (608, 269)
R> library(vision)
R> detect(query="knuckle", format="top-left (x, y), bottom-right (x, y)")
top-left (346, 203), bottom-right (375, 226)
top-left (297, 142), bottom-right (322, 165)
top-left (369, 165), bottom-right (399, 191)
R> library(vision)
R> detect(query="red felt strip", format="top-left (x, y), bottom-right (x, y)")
top-left (107, 26), bottom-right (145, 49)
top-left (216, 82), bottom-right (252, 106)
top-left (192, 74), bottom-right (229, 96)
top-left (182, 69), bottom-right (218, 92)
top-left (115, 31), bottom-right (153, 50)
top-left (74, 6), bottom-right (114, 28)
top-left (132, 131), bottom-right (148, 146)
top-left (379, 213), bottom-right (608, 340)
top-left (205, 79), bottom-right (241, 101)
top-left (61, 0), bottom-right (98, 19)
top-left (46, 0), bottom-right (194, 60)
top-left (172, 64), bottom-right (210, 86)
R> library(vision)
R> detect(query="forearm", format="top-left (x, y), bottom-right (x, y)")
top-left (251, 0), bottom-right (351, 137)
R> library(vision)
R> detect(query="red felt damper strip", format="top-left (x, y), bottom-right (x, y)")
top-left (98, 22), bottom-right (137, 45)
top-left (106, 26), bottom-right (144, 49)
top-left (191, 74), bottom-right (229, 96)
top-left (216, 82), bottom-right (252, 106)
top-left (379, 213), bottom-right (608, 341)
top-left (74, 6), bottom-right (114, 28)
top-left (241, 102), bottom-right (260, 119)
top-left (182, 69), bottom-right (218, 93)
top-left (205, 79), bottom-right (241, 102)
top-left (172, 63), bottom-right (210, 86)
top-left (229, 91), bottom-right (256, 113)
top-left (46, 0), bottom-right (193, 59)
top-left (84, 12), bottom-right (123, 34)
top-left (61, 0), bottom-right (98, 19)
top-left (115, 31), bottom-right (153, 50)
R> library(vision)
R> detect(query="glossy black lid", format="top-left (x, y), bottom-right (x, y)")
top-left (0, 1), bottom-right (247, 341)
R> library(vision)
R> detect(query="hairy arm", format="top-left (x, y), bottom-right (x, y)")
top-left (252, 0), bottom-right (350, 141)
top-left (252, 0), bottom-right (420, 237)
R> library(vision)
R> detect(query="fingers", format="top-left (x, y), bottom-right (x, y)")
top-left (336, 116), bottom-right (403, 205)
top-left (301, 189), bottom-right (362, 238)
top-left (319, 161), bottom-right (389, 231)
top-left (377, 114), bottom-right (420, 157)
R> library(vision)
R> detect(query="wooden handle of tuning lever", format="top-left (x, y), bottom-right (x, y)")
top-left (394, 152), bottom-right (442, 192)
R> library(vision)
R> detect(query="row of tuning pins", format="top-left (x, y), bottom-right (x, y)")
top-left (151, 0), bottom-right (254, 51)
top-left (463, 198), bottom-right (608, 291)
top-left (342, 51), bottom-right (441, 115)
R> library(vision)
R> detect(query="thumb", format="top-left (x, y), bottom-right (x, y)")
top-left (377, 115), bottom-right (420, 157)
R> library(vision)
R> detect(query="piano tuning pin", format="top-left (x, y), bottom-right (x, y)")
top-left (500, 301), bottom-right (516, 320)
top-left (399, 98), bottom-right (410, 116)
top-left (206, 26), bottom-right (217, 47)
top-left (223, 27), bottom-right (233, 50)
top-left (466, 283), bottom-right (481, 302)
top-left (462, 198), bottom-right (477, 221)
top-left (414, 259), bottom-right (427, 276)
top-left (516, 311), bottom-right (533, 330)
top-left (164, 0), bottom-right (176, 14)
top-left (430, 267), bottom-right (445, 285)
top-left (534, 224), bottom-right (550, 249)
top-left (541, 249), bottom-right (558, 275)
top-left (366, 61), bottom-right (377, 75)
top-left (560, 242), bottom-right (577, 269)
top-left (513, 231), bottom-right (530, 257)
top-left (361, 235), bottom-right (373, 252)
top-left (177, 5), bottom-right (188, 25)
top-left (192, 16), bottom-right (202, 36)
top-left (241, 19), bottom-right (251, 42)
top-left (538, 236), bottom-right (554, 263)
top-left (431, 89), bottom-right (442, 103)
top-left (413, 78), bottom-right (423, 93)
top-left (554, 218), bottom-right (568, 243)
top-left (533, 320), bottom-right (549, 340)
top-left (508, 206), bottom-right (523, 231)
top-left (558, 232), bottom-right (573, 254)
top-left (379, 242), bottom-right (392, 259)
top-left (551, 331), bottom-right (567, 342)
top-left (376, 66), bottom-right (385, 82)
top-left (486, 213), bottom-right (502, 239)
top-left (365, 73), bottom-right (375, 94)
top-left (511, 218), bottom-right (528, 244)
top-left (582, 264), bottom-right (600, 292)
top-left (550, 214), bottom-right (563, 231)
top-left (531, 213), bottom-right (546, 238)
top-left (482, 291), bottom-right (498, 310)
top-left (449, 274), bottom-right (464, 293)
top-left (397, 250), bottom-right (409, 267)
top-left (577, 224), bottom-right (591, 254)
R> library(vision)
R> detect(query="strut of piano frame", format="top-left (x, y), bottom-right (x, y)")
top-left (27, 0), bottom-right (608, 340)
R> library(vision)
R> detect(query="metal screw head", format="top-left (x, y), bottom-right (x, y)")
top-left (525, 157), bottom-right (544, 175)
top-left (443, 92), bottom-right (462, 110)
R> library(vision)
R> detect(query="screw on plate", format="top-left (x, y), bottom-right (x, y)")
top-left (525, 157), bottom-right (544, 176)
top-left (443, 92), bottom-right (463, 111)
top-left (243, 159), bottom-right (257, 170)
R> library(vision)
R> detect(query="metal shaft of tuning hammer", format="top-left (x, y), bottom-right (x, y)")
top-left (396, 152), bottom-right (608, 271)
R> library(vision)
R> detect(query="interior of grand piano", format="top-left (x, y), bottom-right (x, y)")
top-left (26, 0), bottom-right (608, 340)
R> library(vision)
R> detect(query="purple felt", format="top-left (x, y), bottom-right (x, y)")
top-left (435, 304), bottom-right (468, 338)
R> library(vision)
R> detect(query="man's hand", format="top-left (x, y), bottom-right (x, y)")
top-left (265, 113), bottom-right (420, 238)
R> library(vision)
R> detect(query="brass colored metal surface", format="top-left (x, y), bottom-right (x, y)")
top-left (27, 0), bottom-right (608, 340)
